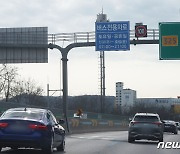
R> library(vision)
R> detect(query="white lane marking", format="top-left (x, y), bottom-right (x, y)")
top-left (69, 135), bottom-right (116, 140)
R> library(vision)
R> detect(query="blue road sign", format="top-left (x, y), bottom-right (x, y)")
top-left (95, 21), bottom-right (130, 51)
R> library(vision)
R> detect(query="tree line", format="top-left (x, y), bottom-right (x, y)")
top-left (120, 103), bottom-right (177, 121)
top-left (0, 64), bottom-right (178, 120)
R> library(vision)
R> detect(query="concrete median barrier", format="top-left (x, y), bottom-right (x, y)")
top-left (68, 118), bottom-right (128, 134)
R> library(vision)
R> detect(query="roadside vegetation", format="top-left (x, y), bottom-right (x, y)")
top-left (0, 64), bottom-right (178, 120)
top-left (0, 64), bottom-right (44, 103)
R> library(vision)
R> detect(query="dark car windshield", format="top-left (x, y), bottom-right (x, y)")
top-left (134, 115), bottom-right (159, 122)
top-left (1, 111), bottom-right (43, 120)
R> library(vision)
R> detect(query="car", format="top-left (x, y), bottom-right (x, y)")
top-left (128, 113), bottom-right (163, 143)
top-left (162, 120), bottom-right (178, 134)
top-left (0, 107), bottom-right (65, 154)
top-left (175, 122), bottom-right (180, 130)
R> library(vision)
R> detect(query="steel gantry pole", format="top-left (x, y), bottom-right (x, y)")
top-left (48, 38), bottom-right (159, 132)
top-left (61, 51), bottom-right (69, 131)
top-left (48, 42), bottom-right (95, 133)
top-left (48, 43), bottom-right (69, 132)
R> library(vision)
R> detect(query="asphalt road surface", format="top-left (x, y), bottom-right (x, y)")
top-left (1, 131), bottom-right (180, 154)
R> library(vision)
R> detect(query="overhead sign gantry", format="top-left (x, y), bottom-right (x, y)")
top-left (0, 23), bottom-right (161, 132)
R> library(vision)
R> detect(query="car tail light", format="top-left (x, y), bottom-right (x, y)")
top-left (130, 121), bottom-right (139, 126)
top-left (0, 122), bottom-right (8, 128)
top-left (153, 122), bottom-right (162, 126)
top-left (29, 124), bottom-right (47, 130)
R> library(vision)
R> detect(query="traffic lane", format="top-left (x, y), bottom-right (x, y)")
top-left (66, 131), bottom-right (128, 154)
top-left (127, 132), bottom-right (180, 154)
top-left (1, 131), bottom-right (180, 154)
top-left (66, 131), bottom-right (180, 154)
top-left (0, 131), bottom-right (127, 154)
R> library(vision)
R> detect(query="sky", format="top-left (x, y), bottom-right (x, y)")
top-left (0, 0), bottom-right (180, 98)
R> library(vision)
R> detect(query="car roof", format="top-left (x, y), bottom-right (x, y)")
top-left (135, 113), bottom-right (159, 116)
top-left (163, 120), bottom-right (175, 123)
top-left (6, 107), bottom-right (48, 113)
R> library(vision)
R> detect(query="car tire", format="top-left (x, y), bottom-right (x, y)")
top-left (57, 140), bottom-right (65, 151)
top-left (0, 147), bottom-right (2, 152)
top-left (128, 136), bottom-right (134, 143)
top-left (42, 136), bottom-right (54, 154)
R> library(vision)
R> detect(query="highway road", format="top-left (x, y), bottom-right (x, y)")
top-left (1, 131), bottom-right (180, 154)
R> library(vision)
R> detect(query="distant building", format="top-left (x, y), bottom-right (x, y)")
top-left (115, 82), bottom-right (180, 113)
top-left (115, 82), bottom-right (136, 113)
top-left (115, 82), bottom-right (123, 107)
top-left (122, 89), bottom-right (137, 107)
top-left (136, 98), bottom-right (180, 109)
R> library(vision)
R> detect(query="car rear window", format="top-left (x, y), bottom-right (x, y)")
top-left (134, 115), bottom-right (159, 122)
top-left (1, 111), bottom-right (43, 120)
top-left (164, 121), bottom-right (175, 124)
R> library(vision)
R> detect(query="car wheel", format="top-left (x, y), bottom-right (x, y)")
top-left (57, 140), bottom-right (65, 151)
top-left (42, 137), bottom-right (54, 154)
top-left (128, 136), bottom-right (134, 143)
top-left (0, 147), bottom-right (2, 152)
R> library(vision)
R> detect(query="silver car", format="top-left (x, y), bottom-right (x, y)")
top-left (128, 113), bottom-right (163, 143)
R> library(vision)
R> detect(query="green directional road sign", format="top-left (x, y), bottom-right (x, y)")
top-left (159, 22), bottom-right (180, 60)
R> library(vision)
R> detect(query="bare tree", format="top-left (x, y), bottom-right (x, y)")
top-left (23, 78), bottom-right (43, 95)
top-left (0, 64), bottom-right (7, 93)
top-left (11, 78), bottom-right (44, 104)
top-left (0, 64), bottom-right (44, 103)
top-left (23, 79), bottom-right (44, 106)
top-left (0, 64), bottom-right (18, 102)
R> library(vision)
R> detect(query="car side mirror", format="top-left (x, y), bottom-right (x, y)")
top-left (58, 119), bottom-right (65, 124)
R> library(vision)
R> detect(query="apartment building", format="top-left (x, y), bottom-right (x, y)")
top-left (115, 82), bottom-right (136, 113)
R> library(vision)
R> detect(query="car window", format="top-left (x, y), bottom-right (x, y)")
top-left (47, 112), bottom-right (57, 125)
top-left (2, 111), bottom-right (43, 120)
top-left (164, 121), bottom-right (175, 124)
top-left (50, 113), bottom-right (58, 124)
top-left (134, 115), bottom-right (159, 122)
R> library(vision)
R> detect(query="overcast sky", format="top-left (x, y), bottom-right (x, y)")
top-left (1, 0), bottom-right (180, 98)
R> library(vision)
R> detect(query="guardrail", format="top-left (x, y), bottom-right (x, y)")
top-left (48, 29), bottom-right (159, 44)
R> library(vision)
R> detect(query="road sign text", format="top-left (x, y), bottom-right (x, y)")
top-left (162, 35), bottom-right (178, 46)
top-left (95, 21), bottom-right (130, 51)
